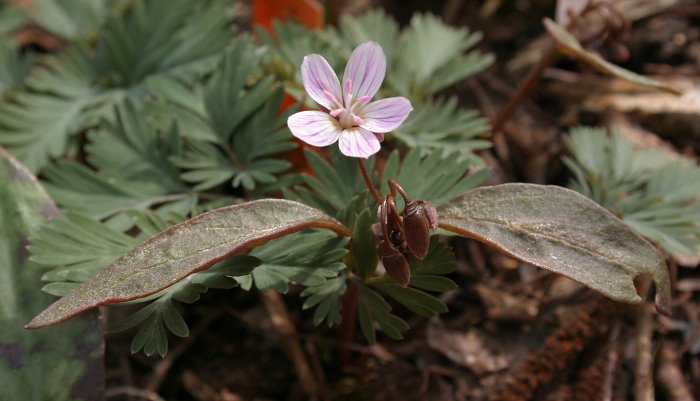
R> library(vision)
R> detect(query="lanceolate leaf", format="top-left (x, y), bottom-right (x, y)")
top-left (27, 200), bottom-right (351, 329)
top-left (543, 18), bottom-right (681, 95)
top-left (438, 183), bottom-right (671, 314)
top-left (0, 147), bottom-right (103, 400)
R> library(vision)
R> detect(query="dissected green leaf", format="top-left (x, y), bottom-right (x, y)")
top-left (42, 160), bottom-right (195, 220)
top-left (152, 41), bottom-right (295, 192)
top-left (301, 276), bottom-right (346, 327)
top-left (29, 211), bottom-right (139, 294)
top-left (285, 148), bottom-right (377, 214)
top-left (565, 126), bottom-right (700, 260)
top-left (408, 237), bottom-right (458, 292)
top-left (87, 99), bottom-right (183, 191)
top-left (238, 231), bottom-right (348, 293)
top-left (373, 283), bottom-right (448, 317)
top-left (27, 0), bottom-right (123, 40)
top-left (0, 0), bottom-right (234, 173)
top-left (439, 183), bottom-right (671, 314)
top-left (357, 282), bottom-right (409, 343)
top-left (389, 13), bottom-right (494, 100)
top-left (0, 5), bottom-right (26, 36)
top-left (380, 147), bottom-right (489, 207)
top-left (0, 46), bottom-right (103, 172)
top-left (349, 208), bottom-right (378, 279)
top-left (543, 18), bottom-right (681, 95)
top-left (26, 199), bottom-right (351, 329)
top-left (0, 147), bottom-right (103, 400)
top-left (0, 36), bottom-right (32, 94)
top-left (391, 97), bottom-right (491, 160)
top-left (96, 0), bottom-right (233, 86)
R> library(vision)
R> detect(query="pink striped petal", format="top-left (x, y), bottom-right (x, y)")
top-left (338, 127), bottom-right (381, 158)
top-left (359, 97), bottom-right (413, 133)
top-left (301, 55), bottom-right (342, 110)
top-left (343, 42), bottom-right (386, 101)
top-left (288, 111), bottom-right (341, 147)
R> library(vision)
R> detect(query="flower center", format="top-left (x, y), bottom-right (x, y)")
top-left (329, 79), bottom-right (369, 129)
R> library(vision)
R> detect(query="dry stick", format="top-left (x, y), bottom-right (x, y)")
top-left (105, 386), bottom-right (166, 401)
top-left (260, 290), bottom-right (319, 398)
top-left (657, 340), bottom-right (695, 401)
top-left (634, 277), bottom-right (655, 401)
top-left (338, 280), bottom-right (359, 366)
top-left (490, 43), bottom-right (560, 171)
top-left (489, 298), bottom-right (624, 401)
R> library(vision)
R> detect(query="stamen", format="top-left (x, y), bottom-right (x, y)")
top-left (344, 79), bottom-right (352, 94)
top-left (353, 115), bottom-right (364, 125)
top-left (357, 95), bottom-right (372, 104)
top-left (323, 90), bottom-right (338, 104)
top-left (329, 108), bottom-right (342, 117)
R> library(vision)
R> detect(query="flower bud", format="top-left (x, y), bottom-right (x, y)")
top-left (379, 241), bottom-right (410, 287)
top-left (401, 200), bottom-right (438, 259)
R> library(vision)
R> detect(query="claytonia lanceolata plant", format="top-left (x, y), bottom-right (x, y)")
top-left (287, 41), bottom-right (413, 158)
top-left (288, 41), bottom-right (436, 286)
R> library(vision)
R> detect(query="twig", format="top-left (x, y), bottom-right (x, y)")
top-left (305, 339), bottom-right (329, 401)
top-left (491, 43), bottom-right (559, 135)
top-left (490, 298), bottom-right (624, 401)
top-left (634, 278), bottom-right (655, 401)
top-left (657, 340), bottom-right (694, 401)
top-left (260, 290), bottom-right (319, 399)
top-left (338, 280), bottom-right (359, 366)
top-left (105, 386), bottom-right (166, 401)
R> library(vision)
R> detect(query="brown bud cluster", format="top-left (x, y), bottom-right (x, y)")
top-left (372, 181), bottom-right (438, 287)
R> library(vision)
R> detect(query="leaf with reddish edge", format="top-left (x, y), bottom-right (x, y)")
top-left (26, 199), bottom-right (351, 329)
top-left (438, 183), bottom-right (671, 315)
top-left (543, 18), bottom-right (681, 95)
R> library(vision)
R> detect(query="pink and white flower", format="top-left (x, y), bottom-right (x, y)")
top-left (287, 42), bottom-right (413, 159)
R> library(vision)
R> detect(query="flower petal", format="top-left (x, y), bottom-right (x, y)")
top-left (338, 127), bottom-right (381, 158)
top-left (301, 55), bottom-right (342, 110)
top-left (359, 97), bottom-right (413, 133)
top-left (343, 42), bottom-right (386, 101)
top-left (288, 111), bottom-right (341, 147)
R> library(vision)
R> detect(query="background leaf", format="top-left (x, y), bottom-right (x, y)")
top-left (564, 126), bottom-right (700, 260)
top-left (0, 147), bottom-right (103, 400)
top-left (0, 0), bottom-right (235, 173)
top-left (438, 183), bottom-right (671, 314)
top-left (543, 18), bottom-right (681, 95)
top-left (0, 35), bottom-right (32, 94)
top-left (380, 148), bottom-right (489, 207)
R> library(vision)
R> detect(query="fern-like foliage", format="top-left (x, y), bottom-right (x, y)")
top-left (565, 126), bottom-right (700, 260)
top-left (0, 3), bottom-right (25, 36)
top-left (0, 0), bottom-right (234, 172)
top-left (0, 36), bottom-right (32, 94)
top-left (283, 148), bottom-right (378, 215)
top-left (25, 0), bottom-right (124, 40)
top-left (380, 147), bottom-right (489, 207)
top-left (358, 238), bottom-right (457, 342)
top-left (391, 97), bottom-right (491, 163)
top-left (236, 231), bottom-right (349, 293)
top-left (148, 38), bottom-right (296, 193)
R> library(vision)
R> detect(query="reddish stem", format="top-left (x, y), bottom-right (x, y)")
top-left (491, 43), bottom-right (559, 135)
top-left (338, 279), bottom-right (359, 366)
top-left (357, 158), bottom-right (382, 204)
